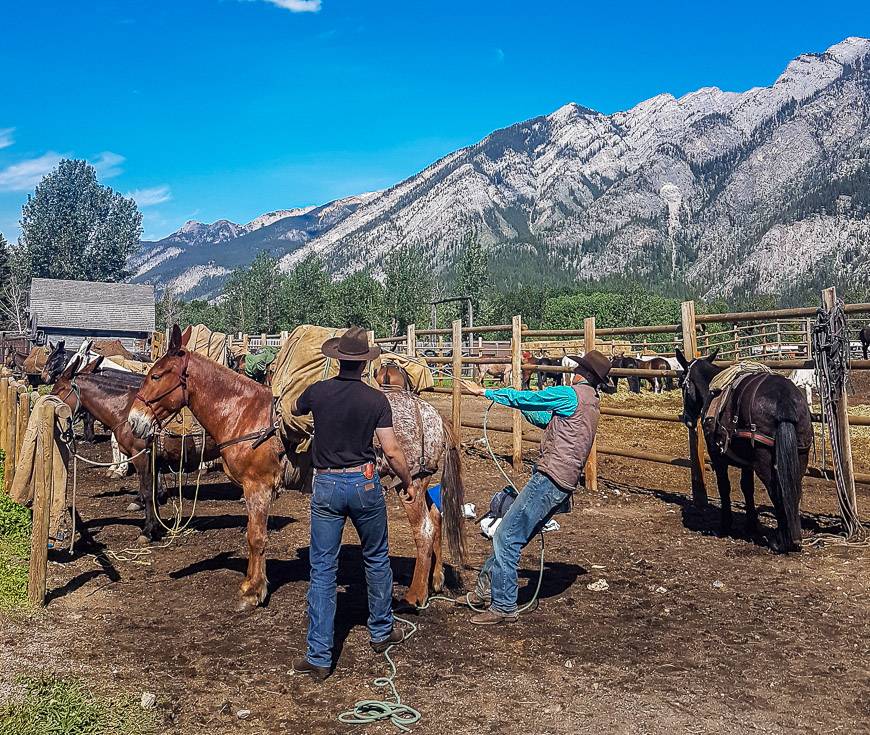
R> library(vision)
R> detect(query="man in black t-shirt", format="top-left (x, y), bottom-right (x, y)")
top-left (290, 326), bottom-right (413, 680)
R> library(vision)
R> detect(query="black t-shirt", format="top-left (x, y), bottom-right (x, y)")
top-left (294, 374), bottom-right (393, 469)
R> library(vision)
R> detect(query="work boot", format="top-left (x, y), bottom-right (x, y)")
top-left (454, 590), bottom-right (491, 609)
top-left (292, 657), bottom-right (330, 681)
top-left (370, 627), bottom-right (406, 653)
top-left (469, 609), bottom-right (519, 626)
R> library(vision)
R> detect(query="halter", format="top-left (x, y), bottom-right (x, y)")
top-left (134, 350), bottom-right (192, 428)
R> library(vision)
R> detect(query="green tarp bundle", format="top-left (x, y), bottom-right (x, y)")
top-left (244, 346), bottom-right (279, 380)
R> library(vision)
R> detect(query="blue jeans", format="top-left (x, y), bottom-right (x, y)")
top-left (475, 471), bottom-right (570, 614)
top-left (306, 471), bottom-right (394, 668)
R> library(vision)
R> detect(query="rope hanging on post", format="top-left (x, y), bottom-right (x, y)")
top-left (812, 298), bottom-right (866, 541)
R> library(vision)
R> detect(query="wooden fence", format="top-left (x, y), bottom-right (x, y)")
top-left (383, 289), bottom-right (870, 516)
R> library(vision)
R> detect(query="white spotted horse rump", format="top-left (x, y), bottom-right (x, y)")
top-left (375, 391), bottom-right (445, 481)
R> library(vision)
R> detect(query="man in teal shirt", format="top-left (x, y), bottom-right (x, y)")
top-left (462, 350), bottom-right (615, 624)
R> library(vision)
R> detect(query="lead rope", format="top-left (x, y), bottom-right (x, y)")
top-left (337, 400), bottom-right (546, 732)
top-left (809, 301), bottom-right (868, 546)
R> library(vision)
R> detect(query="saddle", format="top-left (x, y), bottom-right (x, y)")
top-left (702, 365), bottom-right (776, 465)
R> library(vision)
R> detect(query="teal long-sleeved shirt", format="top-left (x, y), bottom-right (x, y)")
top-left (483, 384), bottom-right (581, 429)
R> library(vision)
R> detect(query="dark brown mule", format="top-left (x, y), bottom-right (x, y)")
top-left (52, 356), bottom-right (220, 543)
top-left (860, 326), bottom-right (870, 360)
top-left (676, 349), bottom-right (812, 553)
top-left (129, 325), bottom-right (465, 610)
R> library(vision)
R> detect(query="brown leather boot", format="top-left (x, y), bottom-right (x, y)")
top-left (469, 609), bottom-right (519, 625)
top-left (292, 657), bottom-right (330, 681)
top-left (370, 626), bottom-right (406, 653)
top-left (454, 590), bottom-right (491, 609)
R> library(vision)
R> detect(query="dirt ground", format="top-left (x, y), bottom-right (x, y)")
top-left (2, 390), bottom-right (869, 735)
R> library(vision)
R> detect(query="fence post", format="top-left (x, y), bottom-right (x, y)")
top-left (406, 323), bottom-right (416, 358)
top-left (0, 376), bottom-right (8, 471)
top-left (821, 286), bottom-right (859, 531)
top-left (681, 300), bottom-right (708, 505)
top-left (5, 381), bottom-right (17, 491)
top-left (280, 330), bottom-right (289, 346)
top-left (732, 325), bottom-right (739, 360)
top-left (583, 316), bottom-right (599, 492)
top-left (511, 315), bottom-right (523, 470)
top-left (28, 401), bottom-right (55, 607)
top-left (16, 387), bottom-right (30, 475)
top-left (451, 319), bottom-right (462, 439)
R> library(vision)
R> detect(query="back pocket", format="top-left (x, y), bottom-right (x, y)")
top-left (355, 477), bottom-right (384, 510)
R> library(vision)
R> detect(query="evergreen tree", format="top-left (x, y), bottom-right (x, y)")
top-left (383, 244), bottom-right (432, 336)
top-left (456, 234), bottom-right (488, 319)
top-left (277, 254), bottom-right (334, 327)
top-left (20, 159), bottom-right (142, 282)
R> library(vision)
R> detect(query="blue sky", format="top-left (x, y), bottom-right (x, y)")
top-left (0, 1), bottom-right (867, 241)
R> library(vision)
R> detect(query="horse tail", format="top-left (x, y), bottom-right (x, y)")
top-left (440, 417), bottom-right (468, 565)
top-left (775, 420), bottom-right (803, 551)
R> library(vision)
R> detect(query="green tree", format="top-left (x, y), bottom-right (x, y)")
top-left (329, 270), bottom-right (386, 331)
top-left (20, 159), bottom-right (142, 282)
top-left (277, 255), bottom-right (334, 327)
top-left (0, 238), bottom-right (31, 331)
top-left (383, 244), bottom-right (432, 336)
top-left (457, 234), bottom-right (489, 319)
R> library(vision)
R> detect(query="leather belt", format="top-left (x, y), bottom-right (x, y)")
top-left (315, 464), bottom-right (369, 474)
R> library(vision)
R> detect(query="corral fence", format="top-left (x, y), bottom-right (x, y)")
top-left (368, 288), bottom-right (867, 532)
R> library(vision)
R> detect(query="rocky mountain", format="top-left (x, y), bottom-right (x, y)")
top-left (132, 37), bottom-right (870, 301)
top-left (130, 194), bottom-right (378, 299)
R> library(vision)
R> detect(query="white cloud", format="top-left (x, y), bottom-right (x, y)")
top-left (92, 151), bottom-right (125, 179)
top-left (0, 151), bottom-right (63, 191)
top-left (250, 0), bottom-right (322, 12)
top-left (128, 185), bottom-right (172, 207)
top-left (0, 128), bottom-right (14, 149)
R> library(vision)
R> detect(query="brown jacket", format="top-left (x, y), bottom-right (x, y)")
top-left (536, 383), bottom-right (600, 491)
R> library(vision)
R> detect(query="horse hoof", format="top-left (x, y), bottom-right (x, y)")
top-left (136, 534), bottom-right (151, 546)
top-left (126, 502), bottom-right (143, 512)
top-left (235, 596), bottom-right (259, 612)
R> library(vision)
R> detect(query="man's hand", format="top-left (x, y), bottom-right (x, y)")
top-left (375, 426), bottom-right (414, 500)
top-left (460, 379), bottom-right (486, 397)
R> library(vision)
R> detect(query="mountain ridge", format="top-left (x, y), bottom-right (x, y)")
top-left (131, 37), bottom-right (870, 301)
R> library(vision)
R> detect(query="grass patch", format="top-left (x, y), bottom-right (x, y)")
top-left (0, 676), bottom-right (156, 735)
top-left (0, 452), bottom-right (31, 610)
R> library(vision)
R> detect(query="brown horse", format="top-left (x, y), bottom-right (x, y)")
top-left (52, 356), bottom-right (220, 543)
top-left (128, 325), bottom-right (466, 610)
top-left (374, 362), bottom-right (411, 390)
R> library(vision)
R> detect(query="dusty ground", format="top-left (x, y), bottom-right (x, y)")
top-left (2, 389), bottom-right (869, 735)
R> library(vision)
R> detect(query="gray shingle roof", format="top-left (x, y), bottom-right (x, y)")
top-left (29, 278), bottom-right (155, 333)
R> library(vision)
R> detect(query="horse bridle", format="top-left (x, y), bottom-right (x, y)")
top-left (134, 350), bottom-right (192, 428)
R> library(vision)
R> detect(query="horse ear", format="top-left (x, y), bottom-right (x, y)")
top-left (80, 356), bottom-right (104, 374)
top-left (57, 340), bottom-right (65, 352)
top-left (48, 341), bottom-right (55, 351)
top-left (706, 348), bottom-right (720, 363)
top-left (181, 325), bottom-right (192, 347)
top-left (169, 324), bottom-right (183, 354)
top-left (61, 355), bottom-right (82, 379)
top-left (675, 348), bottom-right (689, 369)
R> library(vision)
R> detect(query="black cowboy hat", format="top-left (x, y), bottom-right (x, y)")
top-left (576, 350), bottom-right (617, 394)
top-left (322, 326), bottom-right (381, 362)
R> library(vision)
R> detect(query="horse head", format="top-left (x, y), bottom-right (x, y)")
top-left (128, 324), bottom-right (191, 439)
top-left (40, 340), bottom-right (67, 384)
top-left (675, 348), bottom-right (720, 427)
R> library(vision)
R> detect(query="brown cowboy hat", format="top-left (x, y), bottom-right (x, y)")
top-left (322, 326), bottom-right (381, 362)
top-left (575, 350), bottom-right (617, 393)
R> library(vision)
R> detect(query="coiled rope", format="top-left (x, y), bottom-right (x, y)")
top-left (810, 300), bottom-right (868, 545)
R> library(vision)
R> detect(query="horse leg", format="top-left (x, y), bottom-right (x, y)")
top-left (82, 412), bottom-right (96, 443)
top-left (713, 462), bottom-right (733, 535)
top-left (239, 484), bottom-right (272, 609)
top-left (135, 454), bottom-right (162, 544)
top-left (740, 467), bottom-right (758, 536)
top-left (430, 506), bottom-right (445, 592)
top-left (400, 478), bottom-right (434, 607)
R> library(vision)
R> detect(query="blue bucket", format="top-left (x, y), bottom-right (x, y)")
top-left (426, 483), bottom-right (443, 512)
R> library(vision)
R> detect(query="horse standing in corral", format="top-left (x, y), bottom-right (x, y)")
top-left (51, 356), bottom-right (221, 544)
top-left (675, 348), bottom-right (812, 553)
top-left (128, 325), bottom-right (466, 610)
top-left (475, 361), bottom-right (511, 386)
top-left (638, 355), bottom-right (674, 393)
top-left (788, 368), bottom-right (815, 406)
top-left (610, 354), bottom-right (641, 393)
top-left (859, 326), bottom-right (870, 360)
top-left (520, 350), bottom-right (563, 388)
top-left (374, 362), bottom-right (412, 390)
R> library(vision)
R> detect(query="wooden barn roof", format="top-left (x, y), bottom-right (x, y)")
top-left (29, 278), bottom-right (155, 333)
